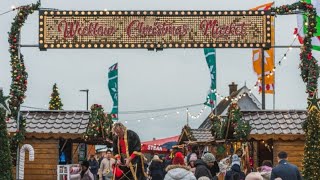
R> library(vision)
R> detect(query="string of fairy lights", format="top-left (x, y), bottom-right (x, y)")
top-left (6, 4), bottom-right (301, 124)
top-left (21, 27), bottom-right (300, 124)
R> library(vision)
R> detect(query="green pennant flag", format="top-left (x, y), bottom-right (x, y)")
top-left (204, 48), bottom-right (217, 108)
top-left (108, 63), bottom-right (118, 121)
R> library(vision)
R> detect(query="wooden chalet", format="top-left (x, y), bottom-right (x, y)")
top-left (178, 83), bottom-right (306, 170)
top-left (6, 110), bottom-right (98, 180)
top-left (179, 83), bottom-right (261, 145)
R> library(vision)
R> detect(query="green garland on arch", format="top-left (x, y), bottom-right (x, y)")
top-left (7, 2), bottom-right (40, 165)
top-left (272, 2), bottom-right (319, 179)
top-left (272, 1), bottom-right (319, 97)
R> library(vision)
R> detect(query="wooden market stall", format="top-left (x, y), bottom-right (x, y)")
top-left (188, 83), bottom-right (306, 170)
top-left (6, 110), bottom-right (98, 180)
top-left (190, 109), bottom-right (306, 170)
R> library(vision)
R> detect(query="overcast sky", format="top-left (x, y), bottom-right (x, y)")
top-left (1, 0), bottom-right (319, 141)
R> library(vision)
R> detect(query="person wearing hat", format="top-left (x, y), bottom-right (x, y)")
top-left (187, 153), bottom-right (198, 174)
top-left (194, 153), bottom-right (216, 179)
top-left (225, 154), bottom-right (245, 180)
top-left (149, 155), bottom-right (164, 180)
top-left (164, 152), bottom-right (196, 180)
top-left (80, 160), bottom-right (94, 180)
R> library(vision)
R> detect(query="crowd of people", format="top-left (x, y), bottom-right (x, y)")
top-left (145, 150), bottom-right (302, 180)
top-left (76, 149), bottom-right (302, 180)
top-left (73, 123), bottom-right (302, 180)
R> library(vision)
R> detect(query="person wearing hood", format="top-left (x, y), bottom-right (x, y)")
top-left (164, 152), bottom-right (196, 180)
top-left (194, 153), bottom-right (217, 179)
top-left (225, 154), bottom-right (245, 180)
top-left (259, 160), bottom-right (272, 180)
top-left (187, 153), bottom-right (198, 174)
top-left (149, 155), bottom-right (164, 180)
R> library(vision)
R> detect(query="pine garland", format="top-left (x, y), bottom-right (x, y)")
top-left (0, 90), bottom-right (13, 179)
top-left (211, 116), bottom-right (226, 139)
top-left (49, 83), bottom-right (63, 110)
top-left (271, 1), bottom-right (319, 97)
top-left (271, 2), bottom-right (319, 178)
top-left (84, 104), bottom-right (113, 143)
top-left (7, 2), bottom-right (40, 167)
top-left (302, 93), bottom-right (320, 179)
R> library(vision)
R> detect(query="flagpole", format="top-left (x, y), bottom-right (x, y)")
top-left (261, 48), bottom-right (266, 110)
top-left (117, 63), bottom-right (119, 122)
top-left (273, 13), bottom-right (276, 110)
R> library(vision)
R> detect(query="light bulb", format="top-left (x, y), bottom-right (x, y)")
top-left (11, 5), bottom-right (16, 10)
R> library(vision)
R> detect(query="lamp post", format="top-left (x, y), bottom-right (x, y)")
top-left (79, 89), bottom-right (89, 110)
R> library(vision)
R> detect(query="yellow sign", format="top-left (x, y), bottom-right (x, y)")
top-left (39, 10), bottom-right (272, 49)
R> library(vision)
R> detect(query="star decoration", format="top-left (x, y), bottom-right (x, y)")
top-left (0, 89), bottom-right (11, 117)
top-left (307, 91), bottom-right (320, 112)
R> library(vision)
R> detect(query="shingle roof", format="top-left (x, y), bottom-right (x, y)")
top-left (243, 110), bottom-right (306, 135)
top-left (199, 110), bottom-right (306, 136)
top-left (191, 129), bottom-right (214, 142)
top-left (7, 110), bottom-right (90, 134)
top-left (199, 85), bottom-right (261, 129)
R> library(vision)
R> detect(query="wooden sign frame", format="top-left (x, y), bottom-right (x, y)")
top-left (39, 10), bottom-right (272, 49)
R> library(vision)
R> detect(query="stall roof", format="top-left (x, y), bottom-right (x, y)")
top-left (7, 110), bottom-right (90, 139)
top-left (189, 110), bottom-right (306, 141)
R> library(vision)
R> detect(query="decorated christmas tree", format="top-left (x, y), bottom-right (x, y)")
top-left (49, 83), bottom-right (63, 110)
top-left (302, 92), bottom-right (320, 179)
top-left (229, 103), bottom-right (251, 140)
top-left (84, 104), bottom-right (113, 143)
top-left (211, 102), bottom-right (250, 140)
top-left (0, 89), bottom-right (13, 179)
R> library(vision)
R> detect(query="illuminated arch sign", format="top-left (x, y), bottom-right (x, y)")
top-left (39, 10), bottom-right (272, 49)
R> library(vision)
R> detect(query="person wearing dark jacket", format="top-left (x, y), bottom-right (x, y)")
top-left (195, 153), bottom-right (217, 180)
top-left (112, 122), bottom-right (147, 180)
top-left (271, 151), bottom-right (302, 180)
top-left (88, 155), bottom-right (99, 180)
top-left (149, 155), bottom-right (164, 180)
top-left (225, 155), bottom-right (245, 180)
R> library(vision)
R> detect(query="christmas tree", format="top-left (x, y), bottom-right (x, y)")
top-left (0, 89), bottom-right (13, 179)
top-left (49, 83), bottom-right (63, 110)
top-left (84, 104), bottom-right (113, 143)
top-left (226, 102), bottom-right (251, 140)
top-left (302, 92), bottom-right (320, 179)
